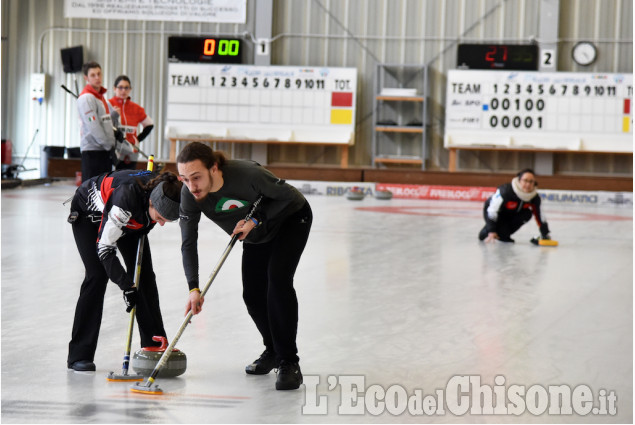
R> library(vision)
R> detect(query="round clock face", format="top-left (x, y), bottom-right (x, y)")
top-left (572, 42), bottom-right (597, 66)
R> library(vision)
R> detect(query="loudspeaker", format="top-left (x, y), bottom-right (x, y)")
top-left (61, 46), bottom-right (84, 73)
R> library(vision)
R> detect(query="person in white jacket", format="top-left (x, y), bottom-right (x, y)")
top-left (77, 61), bottom-right (119, 182)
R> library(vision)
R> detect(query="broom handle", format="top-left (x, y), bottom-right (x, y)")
top-left (145, 195), bottom-right (263, 383)
top-left (121, 156), bottom-right (155, 372)
top-left (122, 235), bottom-right (145, 372)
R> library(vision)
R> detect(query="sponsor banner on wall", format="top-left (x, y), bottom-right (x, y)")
top-left (375, 183), bottom-right (496, 201)
top-left (288, 181), bottom-right (376, 197)
top-left (64, 0), bottom-right (246, 23)
top-left (288, 180), bottom-right (632, 208)
top-left (540, 189), bottom-right (633, 208)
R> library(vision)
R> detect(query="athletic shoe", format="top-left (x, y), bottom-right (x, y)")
top-left (275, 360), bottom-right (303, 390)
top-left (68, 360), bottom-right (96, 372)
top-left (245, 350), bottom-right (277, 375)
top-left (478, 227), bottom-right (488, 241)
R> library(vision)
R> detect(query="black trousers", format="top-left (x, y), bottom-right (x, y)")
top-left (482, 198), bottom-right (532, 240)
top-left (241, 201), bottom-right (312, 363)
top-left (81, 150), bottom-right (113, 182)
top-left (68, 216), bottom-right (166, 366)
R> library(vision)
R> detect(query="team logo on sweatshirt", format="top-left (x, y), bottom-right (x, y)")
top-left (215, 197), bottom-right (248, 213)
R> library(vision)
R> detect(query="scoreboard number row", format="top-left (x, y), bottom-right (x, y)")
top-left (488, 115), bottom-right (543, 129)
top-left (492, 83), bottom-right (623, 97)
top-left (488, 98), bottom-right (545, 111)
top-left (209, 76), bottom-right (327, 90)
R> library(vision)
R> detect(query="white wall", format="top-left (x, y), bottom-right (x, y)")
top-left (2, 0), bottom-right (632, 177)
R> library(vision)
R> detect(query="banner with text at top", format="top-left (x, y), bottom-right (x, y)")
top-left (166, 63), bottom-right (358, 145)
top-left (64, 0), bottom-right (246, 23)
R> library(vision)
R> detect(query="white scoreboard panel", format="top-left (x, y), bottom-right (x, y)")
top-left (445, 70), bottom-right (633, 152)
top-left (166, 63), bottom-right (357, 144)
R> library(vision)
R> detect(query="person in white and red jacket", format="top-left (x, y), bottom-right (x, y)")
top-left (479, 168), bottom-right (551, 243)
top-left (77, 61), bottom-right (119, 182)
top-left (109, 75), bottom-right (154, 170)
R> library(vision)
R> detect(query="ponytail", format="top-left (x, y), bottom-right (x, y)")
top-left (142, 171), bottom-right (182, 203)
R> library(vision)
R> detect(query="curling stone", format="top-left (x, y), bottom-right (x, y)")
top-left (346, 187), bottom-right (365, 201)
top-left (131, 336), bottom-right (187, 377)
top-left (374, 189), bottom-right (393, 200)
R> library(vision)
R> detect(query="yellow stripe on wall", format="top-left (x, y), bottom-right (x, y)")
top-left (330, 109), bottom-right (353, 125)
top-left (623, 116), bottom-right (631, 133)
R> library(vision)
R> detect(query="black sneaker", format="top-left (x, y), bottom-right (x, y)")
top-left (245, 350), bottom-right (277, 375)
top-left (68, 360), bottom-right (96, 372)
top-left (275, 360), bottom-right (303, 390)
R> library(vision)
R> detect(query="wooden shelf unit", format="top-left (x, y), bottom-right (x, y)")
top-left (372, 64), bottom-right (428, 169)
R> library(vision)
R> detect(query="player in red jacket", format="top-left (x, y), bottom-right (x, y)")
top-left (110, 75), bottom-right (154, 170)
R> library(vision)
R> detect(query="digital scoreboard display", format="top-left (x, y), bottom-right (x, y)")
top-left (445, 70), bottom-right (633, 153)
top-left (168, 36), bottom-right (242, 64)
top-left (457, 44), bottom-right (539, 71)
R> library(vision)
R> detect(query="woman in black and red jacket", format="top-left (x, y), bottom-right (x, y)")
top-left (67, 169), bottom-right (182, 371)
top-left (479, 169), bottom-right (551, 243)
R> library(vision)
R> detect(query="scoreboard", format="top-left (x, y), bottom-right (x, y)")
top-left (457, 44), bottom-right (539, 70)
top-left (444, 70), bottom-right (633, 153)
top-left (166, 63), bottom-right (357, 145)
top-left (168, 36), bottom-right (242, 64)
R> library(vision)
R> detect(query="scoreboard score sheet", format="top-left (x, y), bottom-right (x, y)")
top-left (445, 70), bottom-right (633, 153)
top-left (166, 63), bottom-right (357, 145)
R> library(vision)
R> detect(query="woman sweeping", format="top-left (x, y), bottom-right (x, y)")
top-left (67, 169), bottom-right (181, 371)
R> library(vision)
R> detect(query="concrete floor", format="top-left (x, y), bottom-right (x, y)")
top-left (1, 180), bottom-right (632, 423)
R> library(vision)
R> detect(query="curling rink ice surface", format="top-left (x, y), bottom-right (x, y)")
top-left (1, 179), bottom-right (633, 424)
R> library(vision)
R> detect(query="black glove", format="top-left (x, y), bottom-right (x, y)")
top-left (137, 124), bottom-right (154, 142)
top-left (123, 287), bottom-right (137, 313)
top-left (109, 148), bottom-right (119, 167)
top-left (114, 128), bottom-right (125, 143)
top-left (531, 235), bottom-right (551, 245)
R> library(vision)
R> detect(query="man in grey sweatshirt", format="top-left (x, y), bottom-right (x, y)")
top-left (177, 142), bottom-right (312, 391)
top-left (77, 61), bottom-right (118, 182)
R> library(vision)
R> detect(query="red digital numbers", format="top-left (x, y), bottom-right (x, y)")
top-left (203, 39), bottom-right (217, 56)
top-left (485, 45), bottom-right (508, 63)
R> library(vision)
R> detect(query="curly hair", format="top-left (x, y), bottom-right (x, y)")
top-left (176, 142), bottom-right (227, 170)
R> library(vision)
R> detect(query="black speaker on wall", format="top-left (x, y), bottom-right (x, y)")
top-left (61, 46), bottom-right (84, 73)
